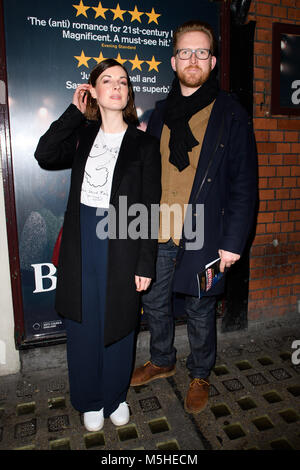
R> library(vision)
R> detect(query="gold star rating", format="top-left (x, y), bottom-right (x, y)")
top-left (146, 7), bottom-right (161, 24)
top-left (129, 54), bottom-right (144, 71)
top-left (92, 1), bottom-right (108, 19)
top-left (73, 0), bottom-right (90, 17)
top-left (93, 51), bottom-right (107, 64)
top-left (115, 53), bottom-right (127, 65)
top-left (74, 50), bottom-right (162, 72)
top-left (146, 56), bottom-right (161, 72)
top-left (110, 3), bottom-right (127, 21)
top-left (128, 5), bottom-right (144, 23)
top-left (74, 50), bottom-right (92, 68)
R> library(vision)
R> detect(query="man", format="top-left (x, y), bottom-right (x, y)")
top-left (131, 21), bottom-right (257, 414)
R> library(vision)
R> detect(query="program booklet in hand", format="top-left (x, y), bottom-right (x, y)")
top-left (197, 257), bottom-right (224, 298)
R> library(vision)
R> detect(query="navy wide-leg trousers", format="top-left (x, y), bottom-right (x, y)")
top-left (64, 204), bottom-right (135, 418)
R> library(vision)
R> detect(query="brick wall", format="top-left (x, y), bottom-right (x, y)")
top-left (247, 1), bottom-right (300, 319)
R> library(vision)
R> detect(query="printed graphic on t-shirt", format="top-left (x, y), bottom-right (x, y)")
top-left (81, 129), bottom-right (125, 208)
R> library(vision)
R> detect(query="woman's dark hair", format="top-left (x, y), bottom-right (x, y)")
top-left (85, 58), bottom-right (139, 125)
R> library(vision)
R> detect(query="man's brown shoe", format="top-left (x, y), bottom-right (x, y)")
top-left (130, 361), bottom-right (175, 386)
top-left (184, 378), bottom-right (210, 414)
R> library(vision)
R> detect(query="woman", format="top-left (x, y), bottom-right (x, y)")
top-left (35, 59), bottom-right (161, 431)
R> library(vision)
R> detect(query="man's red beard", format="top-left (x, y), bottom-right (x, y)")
top-left (176, 65), bottom-right (211, 88)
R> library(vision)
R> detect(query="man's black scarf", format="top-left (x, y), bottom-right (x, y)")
top-left (164, 72), bottom-right (219, 172)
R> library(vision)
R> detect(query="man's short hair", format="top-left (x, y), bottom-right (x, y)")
top-left (172, 20), bottom-right (217, 56)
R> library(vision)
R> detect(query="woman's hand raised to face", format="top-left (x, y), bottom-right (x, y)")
top-left (72, 84), bottom-right (92, 114)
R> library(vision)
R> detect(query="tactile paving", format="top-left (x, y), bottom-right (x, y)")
top-left (0, 315), bottom-right (299, 450)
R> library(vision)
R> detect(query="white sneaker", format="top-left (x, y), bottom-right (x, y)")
top-left (83, 409), bottom-right (104, 432)
top-left (109, 402), bottom-right (130, 426)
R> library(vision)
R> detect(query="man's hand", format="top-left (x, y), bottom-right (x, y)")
top-left (135, 275), bottom-right (152, 292)
top-left (218, 249), bottom-right (240, 273)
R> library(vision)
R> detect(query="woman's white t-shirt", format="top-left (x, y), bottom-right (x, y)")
top-left (80, 128), bottom-right (125, 209)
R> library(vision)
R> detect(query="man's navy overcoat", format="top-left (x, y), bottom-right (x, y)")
top-left (147, 90), bottom-right (258, 297)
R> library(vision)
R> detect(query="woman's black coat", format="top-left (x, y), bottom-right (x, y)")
top-left (35, 104), bottom-right (161, 346)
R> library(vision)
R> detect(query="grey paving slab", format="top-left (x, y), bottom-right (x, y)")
top-left (0, 315), bottom-right (299, 451)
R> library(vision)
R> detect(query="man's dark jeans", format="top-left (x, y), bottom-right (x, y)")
top-left (142, 239), bottom-right (217, 379)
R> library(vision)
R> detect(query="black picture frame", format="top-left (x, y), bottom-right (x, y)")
top-left (271, 22), bottom-right (300, 116)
